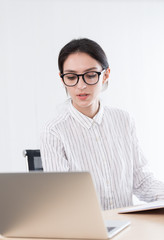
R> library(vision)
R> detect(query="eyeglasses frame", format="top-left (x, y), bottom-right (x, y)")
top-left (60, 69), bottom-right (105, 87)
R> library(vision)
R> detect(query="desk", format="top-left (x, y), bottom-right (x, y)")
top-left (1, 208), bottom-right (164, 240)
top-left (103, 208), bottom-right (164, 240)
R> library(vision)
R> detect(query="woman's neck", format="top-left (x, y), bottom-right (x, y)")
top-left (72, 99), bottom-right (100, 119)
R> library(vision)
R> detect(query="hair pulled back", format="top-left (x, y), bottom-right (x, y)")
top-left (58, 38), bottom-right (109, 74)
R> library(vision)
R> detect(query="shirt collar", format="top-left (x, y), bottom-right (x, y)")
top-left (69, 100), bottom-right (104, 129)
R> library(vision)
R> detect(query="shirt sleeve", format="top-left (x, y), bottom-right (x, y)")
top-left (40, 129), bottom-right (69, 172)
top-left (131, 118), bottom-right (164, 201)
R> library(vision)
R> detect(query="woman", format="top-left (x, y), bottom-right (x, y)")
top-left (41, 38), bottom-right (164, 210)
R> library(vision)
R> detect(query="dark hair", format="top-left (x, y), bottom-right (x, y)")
top-left (58, 38), bottom-right (109, 74)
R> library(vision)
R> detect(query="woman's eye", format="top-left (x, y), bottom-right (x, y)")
top-left (67, 75), bottom-right (76, 80)
top-left (86, 73), bottom-right (96, 78)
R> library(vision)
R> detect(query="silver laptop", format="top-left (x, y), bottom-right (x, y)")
top-left (0, 172), bottom-right (130, 239)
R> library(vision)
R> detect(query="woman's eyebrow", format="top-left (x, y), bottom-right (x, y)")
top-left (64, 67), bottom-right (99, 73)
top-left (85, 67), bottom-right (99, 71)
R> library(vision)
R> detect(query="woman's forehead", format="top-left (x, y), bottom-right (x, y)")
top-left (63, 52), bottom-right (102, 73)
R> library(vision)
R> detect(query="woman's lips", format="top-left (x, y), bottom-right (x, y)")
top-left (77, 94), bottom-right (89, 100)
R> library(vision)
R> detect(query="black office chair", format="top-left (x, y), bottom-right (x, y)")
top-left (23, 149), bottom-right (43, 171)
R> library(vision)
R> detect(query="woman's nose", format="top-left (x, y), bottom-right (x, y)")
top-left (77, 76), bottom-right (87, 89)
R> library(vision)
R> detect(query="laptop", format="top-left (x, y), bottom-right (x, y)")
top-left (0, 172), bottom-right (130, 239)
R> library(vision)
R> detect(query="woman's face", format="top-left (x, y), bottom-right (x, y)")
top-left (61, 52), bottom-right (110, 118)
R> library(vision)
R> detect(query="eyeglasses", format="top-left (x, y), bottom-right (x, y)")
top-left (60, 70), bottom-right (105, 87)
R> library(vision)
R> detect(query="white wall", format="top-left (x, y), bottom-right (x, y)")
top-left (0, 0), bottom-right (164, 180)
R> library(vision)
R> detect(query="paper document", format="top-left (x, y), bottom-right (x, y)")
top-left (118, 200), bottom-right (164, 213)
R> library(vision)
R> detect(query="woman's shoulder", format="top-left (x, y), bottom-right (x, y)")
top-left (43, 100), bottom-right (71, 132)
top-left (44, 111), bottom-right (71, 134)
top-left (103, 105), bottom-right (133, 127)
top-left (104, 105), bottom-right (131, 118)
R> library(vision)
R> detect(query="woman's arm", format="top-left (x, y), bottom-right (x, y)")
top-left (131, 119), bottom-right (164, 201)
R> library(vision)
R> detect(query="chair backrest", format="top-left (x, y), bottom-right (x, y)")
top-left (23, 149), bottom-right (43, 171)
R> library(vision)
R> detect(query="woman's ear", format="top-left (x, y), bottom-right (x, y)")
top-left (59, 72), bottom-right (64, 84)
top-left (103, 68), bottom-right (110, 84)
top-left (59, 72), bottom-right (68, 95)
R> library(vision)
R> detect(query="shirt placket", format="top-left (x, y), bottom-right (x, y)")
top-left (92, 121), bottom-right (114, 209)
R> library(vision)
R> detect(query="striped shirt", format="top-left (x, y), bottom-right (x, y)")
top-left (40, 100), bottom-right (164, 210)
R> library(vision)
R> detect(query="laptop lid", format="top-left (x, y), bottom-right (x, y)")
top-left (0, 172), bottom-right (109, 239)
top-left (0, 172), bottom-right (130, 239)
